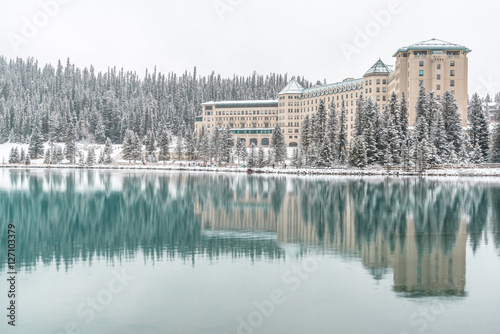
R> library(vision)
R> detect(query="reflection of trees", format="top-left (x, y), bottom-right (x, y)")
top-left (0, 171), bottom-right (284, 271)
top-left (491, 188), bottom-right (500, 257)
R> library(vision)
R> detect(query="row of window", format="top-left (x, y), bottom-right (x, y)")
top-left (419, 70), bottom-right (455, 77)
top-left (419, 60), bottom-right (456, 67)
top-left (365, 79), bottom-right (387, 85)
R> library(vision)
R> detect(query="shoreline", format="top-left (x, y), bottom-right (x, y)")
top-left (2, 164), bottom-right (500, 177)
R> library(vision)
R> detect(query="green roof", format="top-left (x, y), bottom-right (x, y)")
top-left (393, 38), bottom-right (471, 57)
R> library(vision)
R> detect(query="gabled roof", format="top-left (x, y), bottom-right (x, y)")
top-left (393, 38), bottom-right (471, 56)
top-left (364, 59), bottom-right (392, 77)
top-left (278, 79), bottom-right (304, 95)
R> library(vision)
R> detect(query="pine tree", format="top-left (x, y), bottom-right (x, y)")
top-left (132, 133), bottom-right (143, 162)
top-left (349, 136), bottom-right (367, 168)
top-left (337, 101), bottom-right (348, 165)
top-left (86, 147), bottom-right (95, 166)
top-left (325, 102), bottom-right (339, 165)
top-left (257, 147), bottom-right (265, 168)
top-left (145, 129), bottom-right (157, 162)
top-left (271, 123), bottom-right (287, 164)
top-left (401, 139), bottom-right (411, 171)
top-left (44, 149), bottom-right (51, 164)
top-left (54, 146), bottom-right (64, 164)
top-left (441, 90), bottom-right (463, 154)
top-left (430, 109), bottom-right (449, 162)
top-left (158, 127), bottom-right (171, 162)
top-left (354, 93), bottom-right (365, 137)
top-left (248, 145), bottom-right (257, 167)
top-left (65, 122), bottom-right (77, 163)
top-left (185, 130), bottom-right (197, 161)
top-left (468, 93), bottom-right (490, 161)
top-left (95, 114), bottom-right (106, 144)
top-left (122, 129), bottom-right (136, 163)
top-left (300, 115), bottom-right (311, 158)
top-left (399, 91), bottom-right (409, 142)
top-left (104, 138), bottom-right (113, 164)
top-left (98, 149), bottom-right (105, 164)
top-left (25, 153), bottom-right (31, 165)
top-left (9, 147), bottom-right (19, 164)
top-left (28, 126), bottom-right (44, 159)
top-left (175, 136), bottom-right (184, 161)
top-left (491, 109), bottom-right (500, 163)
top-left (415, 86), bottom-right (430, 142)
top-left (235, 139), bottom-right (246, 164)
top-left (78, 150), bottom-right (85, 165)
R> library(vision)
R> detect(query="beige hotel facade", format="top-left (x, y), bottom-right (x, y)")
top-left (195, 39), bottom-right (470, 147)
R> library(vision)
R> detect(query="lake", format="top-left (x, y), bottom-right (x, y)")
top-left (1, 169), bottom-right (499, 334)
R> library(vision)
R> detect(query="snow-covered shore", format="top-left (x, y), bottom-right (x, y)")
top-left (2, 163), bottom-right (500, 177)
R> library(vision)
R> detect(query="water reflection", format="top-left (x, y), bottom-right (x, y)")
top-left (1, 170), bottom-right (499, 298)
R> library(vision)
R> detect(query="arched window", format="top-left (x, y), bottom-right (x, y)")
top-left (250, 138), bottom-right (258, 146)
top-left (261, 138), bottom-right (270, 146)
top-left (289, 142), bottom-right (298, 147)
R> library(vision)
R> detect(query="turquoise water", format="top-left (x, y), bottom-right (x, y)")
top-left (0, 169), bottom-right (499, 334)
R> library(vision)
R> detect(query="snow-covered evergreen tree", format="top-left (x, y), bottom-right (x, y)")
top-left (185, 130), bottom-right (197, 161)
top-left (235, 139), bottom-right (246, 164)
top-left (44, 149), bottom-right (51, 164)
top-left (430, 110), bottom-right (449, 162)
top-left (247, 145), bottom-right (257, 167)
top-left (86, 147), bottom-right (95, 166)
top-left (104, 138), bottom-right (113, 164)
top-left (337, 101), bottom-right (348, 165)
top-left (9, 147), bottom-right (20, 164)
top-left (300, 115), bottom-right (312, 160)
top-left (468, 93), bottom-right (490, 161)
top-left (257, 147), bottom-right (265, 168)
top-left (98, 149), bottom-right (105, 164)
top-left (28, 126), bottom-right (44, 159)
top-left (325, 102), bottom-right (339, 165)
top-left (491, 109), bottom-right (500, 163)
top-left (354, 93), bottom-right (365, 137)
top-left (399, 92), bottom-right (409, 142)
top-left (145, 129), bottom-right (157, 162)
top-left (158, 127), bottom-right (171, 162)
top-left (65, 123), bottom-right (77, 163)
top-left (441, 90), bottom-right (463, 154)
top-left (271, 123), bottom-right (287, 164)
top-left (122, 129), bottom-right (136, 163)
top-left (175, 136), bottom-right (184, 160)
top-left (349, 136), bottom-right (367, 168)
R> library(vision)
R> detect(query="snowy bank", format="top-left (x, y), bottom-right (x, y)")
top-left (2, 164), bottom-right (500, 177)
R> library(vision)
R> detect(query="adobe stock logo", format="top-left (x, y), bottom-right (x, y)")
top-left (8, 0), bottom-right (72, 52)
top-left (340, 0), bottom-right (403, 63)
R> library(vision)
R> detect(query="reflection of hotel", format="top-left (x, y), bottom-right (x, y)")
top-left (392, 219), bottom-right (466, 296)
top-left (195, 180), bottom-right (467, 296)
top-left (196, 39), bottom-right (470, 147)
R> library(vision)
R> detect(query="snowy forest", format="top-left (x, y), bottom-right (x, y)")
top-left (2, 56), bottom-right (500, 169)
top-left (0, 56), bottom-right (308, 144)
top-left (292, 87), bottom-right (500, 170)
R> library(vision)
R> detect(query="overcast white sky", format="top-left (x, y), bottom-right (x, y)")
top-left (0, 0), bottom-right (497, 96)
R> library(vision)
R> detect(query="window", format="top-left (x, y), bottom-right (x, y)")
top-left (450, 80), bottom-right (455, 87)
top-left (450, 61), bottom-right (455, 67)
top-left (437, 74), bottom-right (441, 80)
top-left (419, 70), bottom-right (424, 76)
top-left (419, 80), bottom-right (424, 86)
top-left (377, 79), bottom-right (380, 84)
top-left (419, 61), bottom-right (424, 67)
top-left (450, 70), bottom-right (455, 76)
top-left (437, 85), bottom-right (441, 91)
top-left (437, 64), bottom-right (441, 70)
top-left (383, 79), bottom-right (387, 84)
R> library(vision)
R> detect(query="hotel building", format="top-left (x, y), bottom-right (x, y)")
top-left (195, 39), bottom-right (470, 147)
